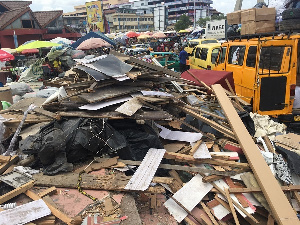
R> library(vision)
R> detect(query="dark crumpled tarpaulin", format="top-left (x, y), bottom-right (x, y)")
top-left (19, 118), bottom-right (127, 175)
top-left (275, 144), bottom-right (300, 175)
top-left (108, 120), bottom-right (164, 161)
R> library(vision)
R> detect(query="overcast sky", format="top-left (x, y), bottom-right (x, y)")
top-left (29, 0), bottom-right (285, 14)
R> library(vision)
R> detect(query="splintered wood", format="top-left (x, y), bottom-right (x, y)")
top-left (125, 148), bottom-right (166, 191)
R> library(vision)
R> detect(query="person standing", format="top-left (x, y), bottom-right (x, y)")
top-left (179, 47), bottom-right (188, 73)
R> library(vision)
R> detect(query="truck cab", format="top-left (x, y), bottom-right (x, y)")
top-left (214, 34), bottom-right (300, 121)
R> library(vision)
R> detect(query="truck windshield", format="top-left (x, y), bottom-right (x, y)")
top-left (259, 46), bottom-right (291, 74)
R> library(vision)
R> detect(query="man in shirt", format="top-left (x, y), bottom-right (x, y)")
top-left (179, 47), bottom-right (188, 73)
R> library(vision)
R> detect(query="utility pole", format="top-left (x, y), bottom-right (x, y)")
top-left (193, 0), bottom-right (196, 29)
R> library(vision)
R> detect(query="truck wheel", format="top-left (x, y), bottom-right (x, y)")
top-left (280, 19), bottom-right (300, 30)
top-left (282, 9), bottom-right (300, 20)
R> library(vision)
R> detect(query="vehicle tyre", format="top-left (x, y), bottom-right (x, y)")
top-left (282, 8), bottom-right (300, 20)
top-left (280, 19), bottom-right (300, 30)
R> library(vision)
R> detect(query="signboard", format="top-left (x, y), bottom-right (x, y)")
top-left (86, 1), bottom-right (104, 32)
top-left (205, 19), bottom-right (226, 39)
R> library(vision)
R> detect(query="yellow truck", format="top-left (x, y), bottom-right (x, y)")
top-left (214, 34), bottom-right (300, 123)
top-left (184, 39), bottom-right (218, 55)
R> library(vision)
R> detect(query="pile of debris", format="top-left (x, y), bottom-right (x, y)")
top-left (0, 51), bottom-right (299, 225)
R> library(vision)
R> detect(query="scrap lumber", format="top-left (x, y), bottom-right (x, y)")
top-left (33, 173), bottom-right (166, 194)
top-left (229, 185), bottom-right (300, 193)
top-left (118, 159), bottom-right (237, 176)
top-left (38, 187), bottom-right (57, 198)
top-left (0, 180), bottom-right (34, 204)
top-left (0, 155), bottom-right (19, 175)
top-left (212, 84), bottom-right (300, 225)
top-left (224, 188), bottom-right (240, 225)
top-left (25, 190), bottom-right (74, 225)
top-left (164, 152), bottom-right (249, 169)
top-left (178, 106), bottom-right (236, 140)
top-left (200, 202), bottom-right (219, 225)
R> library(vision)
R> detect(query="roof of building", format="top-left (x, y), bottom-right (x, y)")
top-left (33, 10), bottom-right (62, 28)
top-left (0, 6), bottom-right (30, 29)
top-left (0, 1), bottom-right (32, 10)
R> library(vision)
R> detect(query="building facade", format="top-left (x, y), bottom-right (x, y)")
top-left (0, 1), bottom-right (80, 48)
top-left (63, 5), bottom-right (87, 34)
top-left (148, 0), bottom-right (213, 25)
top-left (110, 8), bottom-right (154, 32)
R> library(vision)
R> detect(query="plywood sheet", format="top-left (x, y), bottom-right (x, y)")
top-left (79, 85), bottom-right (143, 103)
top-left (0, 199), bottom-right (51, 225)
top-left (164, 174), bottom-right (213, 222)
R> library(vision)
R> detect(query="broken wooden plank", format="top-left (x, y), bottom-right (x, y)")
top-left (0, 156), bottom-right (19, 175)
top-left (229, 185), bottom-right (300, 193)
top-left (212, 84), bottom-right (300, 225)
top-left (200, 202), bottom-right (219, 225)
top-left (85, 157), bottom-right (118, 173)
top-left (164, 174), bottom-right (213, 223)
top-left (118, 159), bottom-right (237, 176)
top-left (224, 188), bottom-right (240, 225)
top-left (178, 106), bottom-right (236, 140)
top-left (164, 152), bottom-right (249, 169)
top-left (115, 97), bottom-right (143, 116)
top-left (38, 187), bottom-right (57, 198)
top-left (125, 148), bottom-right (166, 191)
top-left (0, 180), bottom-right (34, 205)
top-left (25, 190), bottom-right (74, 225)
top-left (33, 173), bottom-right (165, 194)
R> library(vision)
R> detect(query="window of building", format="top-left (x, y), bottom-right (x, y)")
top-left (127, 18), bottom-right (130, 21)
top-left (151, 18), bottom-right (153, 21)
top-left (131, 18), bottom-right (134, 21)
top-left (131, 26), bottom-right (134, 29)
top-left (114, 18), bottom-right (116, 22)
top-left (141, 3), bottom-right (144, 6)
top-left (134, 18), bottom-right (137, 21)
top-left (22, 20), bottom-right (34, 28)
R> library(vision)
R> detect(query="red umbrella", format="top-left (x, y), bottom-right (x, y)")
top-left (21, 48), bottom-right (39, 54)
top-left (126, 31), bottom-right (139, 38)
top-left (76, 38), bottom-right (111, 50)
top-left (0, 49), bottom-right (14, 62)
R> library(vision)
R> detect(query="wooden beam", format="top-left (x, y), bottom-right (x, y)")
top-left (229, 185), bottom-right (300, 193)
top-left (25, 190), bottom-right (74, 225)
top-left (200, 202), bottom-right (219, 225)
top-left (212, 84), bottom-right (300, 225)
top-left (224, 188), bottom-right (240, 225)
top-left (0, 180), bottom-right (34, 205)
top-left (0, 155), bottom-right (19, 174)
top-left (38, 187), bottom-right (57, 198)
top-left (178, 106), bottom-right (236, 140)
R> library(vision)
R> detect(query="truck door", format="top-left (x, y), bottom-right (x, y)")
top-left (214, 44), bottom-right (228, 71)
top-left (254, 40), bottom-right (294, 116)
top-left (226, 44), bottom-right (246, 97)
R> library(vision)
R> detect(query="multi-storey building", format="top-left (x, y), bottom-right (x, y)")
top-left (148, 0), bottom-right (213, 25)
top-left (109, 8), bottom-right (154, 33)
top-left (63, 5), bottom-right (87, 34)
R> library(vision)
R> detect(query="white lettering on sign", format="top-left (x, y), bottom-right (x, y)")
top-left (206, 19), bottom-right (226, 39)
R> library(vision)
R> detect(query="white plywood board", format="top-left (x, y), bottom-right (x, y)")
top-left (192, 142), bottom-right (211, 159)
top-left (79, 96), bottom-right (132, 110)
top-left (141, 91), bottom-right (173, 97)
top-left (115, 98), bottom-right (142, 116)
top-left (0, 199), bottom-right (51, 225)
top-left (214, 179), bottom-right (255, 217)
top-left (164, 174), bottom-right (213, 222)
top-left (155, 123), bottom-right (202, 143)
top-left (124, 148), bottom-right (166, 191)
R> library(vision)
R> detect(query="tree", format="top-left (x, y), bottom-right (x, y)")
top-left (174, 14), bottom-right (191, 31)
top-left (197, 14), bottom-right (227, 27)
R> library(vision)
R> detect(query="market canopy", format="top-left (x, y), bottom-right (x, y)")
top-left (0, 49), bottom-right (14, 61)
top-left (71, 31), bottom-right (116, 49)
top-left (152, 32), bottom-right (166, 38)
top-left (137, 34), bottom-right (151, 39)
top-left (16, 41), bottom-right (62, 52)
top-left (126, 31), bottom-right (139, 38)
top-left (77, 38), bottom-right (111, 50)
